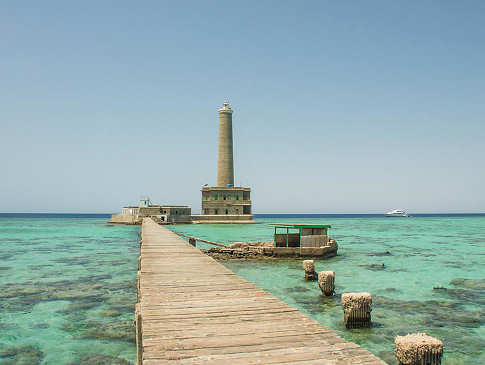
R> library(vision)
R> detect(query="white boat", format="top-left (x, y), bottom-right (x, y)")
top-left (385, 209), bottom-right (409, 217)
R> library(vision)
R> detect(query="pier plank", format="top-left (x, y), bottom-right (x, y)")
top-left (137, 218), bottom-right (386, 364)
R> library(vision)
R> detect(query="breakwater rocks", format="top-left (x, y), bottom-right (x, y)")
top-left (204, 241), bottom-right (272, 259)
top-left (204, 239), bottom-right (338, 259)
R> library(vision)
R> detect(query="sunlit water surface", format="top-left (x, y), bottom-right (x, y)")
top-left (0, 218), bottom-right (139, 364)
top-left (1, 216), bottom-right (484, 364)
top-left (171, 216), bottom-right (485, 365)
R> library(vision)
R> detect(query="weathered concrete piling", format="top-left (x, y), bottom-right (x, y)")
top-left (341, 292), bottom-right (372, 328)
top-left (395, 333), bottom-right (443, 365)
top-left (302, 260), bottom-right (317, 280)
top-left (318, 271), bottom-right (335, 296)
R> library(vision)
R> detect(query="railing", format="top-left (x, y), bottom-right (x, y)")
top-left (172, 231), bottom-right (226, 248)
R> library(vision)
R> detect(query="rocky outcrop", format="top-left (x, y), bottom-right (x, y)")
top-left (205, 240), bottom-right (338, 259)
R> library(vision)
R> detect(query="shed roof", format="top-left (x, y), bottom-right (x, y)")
top-left (269, 223), bottom-right (331, 229)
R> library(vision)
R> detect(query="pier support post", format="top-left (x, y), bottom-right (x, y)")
top-left (189, 238), bottom-right (196, 247)
top-left (135, 303), bottom-right (143, 365)
top-left (341, 292), bottom-right (372, 328)
top-left (302, 260), bottom-right (317, 280)
top-left (318, 271), bottom-right (335, 296)
top-left (395, 333), bottom-right (443, 365)
top-left (137, 271), bottom-right (141, 301)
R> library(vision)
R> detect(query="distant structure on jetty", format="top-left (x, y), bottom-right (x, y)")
top-left (110, 198), bottom-right (191, 225)
top-left (192, 102), bottom-right (254, 224)
top-left (110, 101), bottom-right (254, 225)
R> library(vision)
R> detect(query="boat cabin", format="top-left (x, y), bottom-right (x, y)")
top-left (269, 224), bottom-right (332, 248)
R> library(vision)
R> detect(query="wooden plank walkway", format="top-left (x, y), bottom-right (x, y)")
top-left (136, 218), bottom-right (386, 365)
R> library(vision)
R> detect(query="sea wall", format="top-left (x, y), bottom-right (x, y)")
top-left (108, 213), bottom-right (139, 225)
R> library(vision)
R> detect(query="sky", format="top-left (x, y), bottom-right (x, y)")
top-left (1, 1), bottom-right (484, 214)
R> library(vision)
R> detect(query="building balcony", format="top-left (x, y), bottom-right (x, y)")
top-left (201, 186), bottom-right (251, 192)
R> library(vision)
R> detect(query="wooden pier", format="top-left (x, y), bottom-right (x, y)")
top-left (136, 218), bottom-right (386, 364)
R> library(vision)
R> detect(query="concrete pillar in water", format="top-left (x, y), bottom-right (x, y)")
top-left (318, 271), bottom-right (335, 296)
top-left (341, 292), bottom-right (372, 328)
top-left (395, 333), bottom-right (443, 365)
top-left (302, 260), bottom-right (316, 280)
top-left (217, 102), bottom-right (234, 187)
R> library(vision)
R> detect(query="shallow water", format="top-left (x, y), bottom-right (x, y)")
top-left (171, 217), bottom-right (485, 364)
top-left (1, 216), bottom-right (484, 364)
top-left (0, 218), bottom-right (138, 364)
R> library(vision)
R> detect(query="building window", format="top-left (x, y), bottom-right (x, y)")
top-left (214, 194), bottom-right (218, 200)
top-left (214, 209), bottom-right (219, 215)
top-left (175, 210), bottom-right (178, 214)
top-left (163, 210), bottom-right (167, 214)
top-left (225, 209), bottom-right (228, 214)
top-left (205, 196), bottom-right (208, 200)
top-left (204, 208), bottom-right (209, 214)
top-left (236, 195), bottom-right (239, 200)
top-left (223, 195), bottom-right (226, 200)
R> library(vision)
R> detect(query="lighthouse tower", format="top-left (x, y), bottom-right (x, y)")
top-left (195, 102), bottom-right (253, 224)
top-left (217, 102), bottom-right (234, 187)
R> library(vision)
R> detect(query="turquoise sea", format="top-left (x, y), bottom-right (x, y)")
top-left (1, 215), bottom-right (484, 364)
top-left (0, 217), bottom-right (139, 364)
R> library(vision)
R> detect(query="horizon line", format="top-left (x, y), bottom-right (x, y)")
top-left (1, 212), bottom-right (485, 215)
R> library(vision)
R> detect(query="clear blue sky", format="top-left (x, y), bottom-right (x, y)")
top-left (1, 1), bottom-right (484, 213)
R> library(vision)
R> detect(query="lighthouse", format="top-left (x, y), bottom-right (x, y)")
top-left (193, 102), bottom-right (254, 224)
top-left (217, 102), bottom-right (234, 187)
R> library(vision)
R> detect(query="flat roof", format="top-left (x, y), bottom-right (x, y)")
top-left (269, 224), bottom-right (331, 229)
top-left (140, 205), bottom-right (190, 208)
top-left (201, 186), bottom-right (251, 191)
top-left (123, 205), bottom-right (190, 208)
top-left (160, 206), bottom-right (190, 208)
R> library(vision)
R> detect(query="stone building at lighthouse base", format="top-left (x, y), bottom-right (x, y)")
top-left (191, 186), bottom-right (253, 224)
